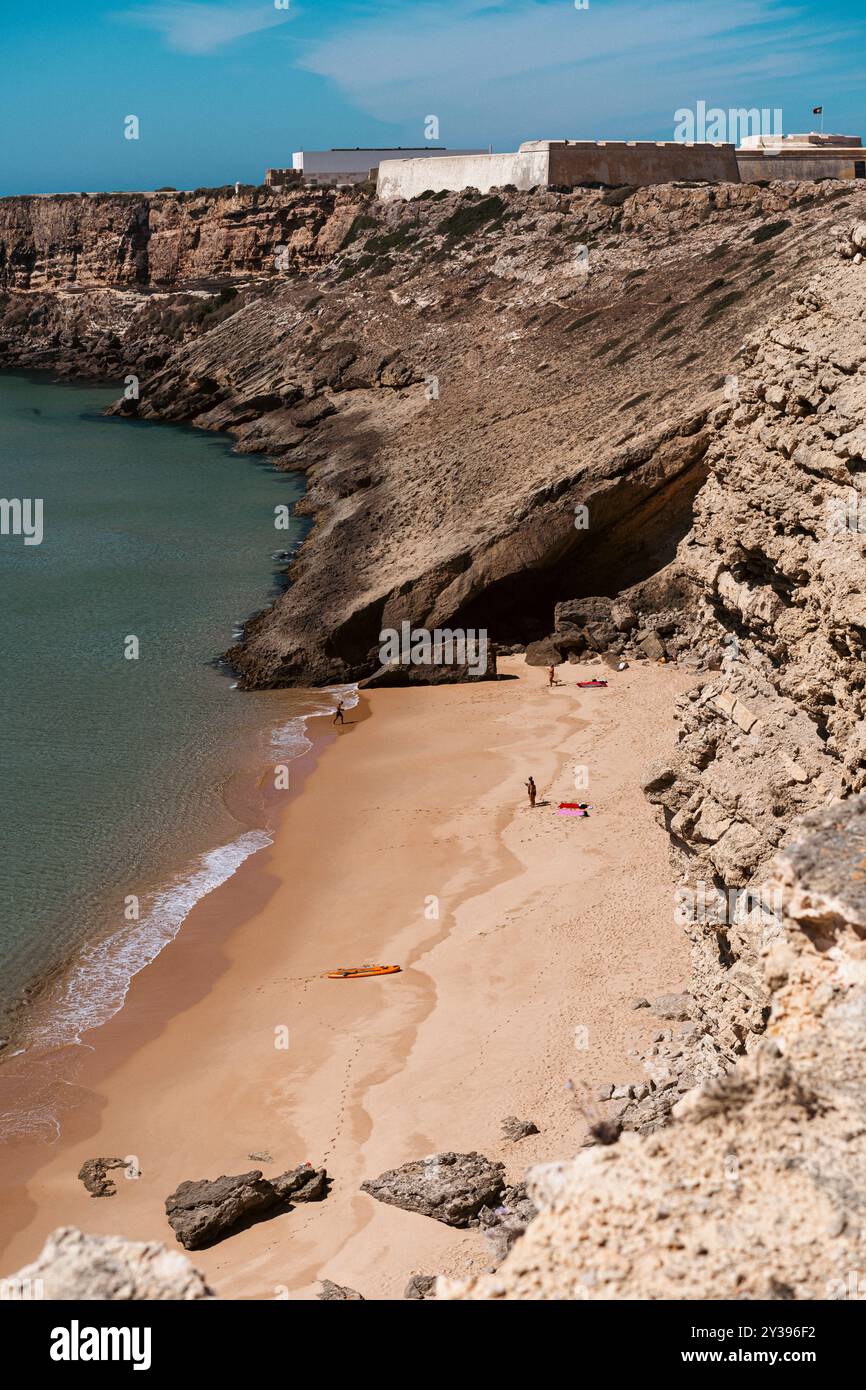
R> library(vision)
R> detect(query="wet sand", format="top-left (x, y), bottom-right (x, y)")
top-left (0, 657), bottom-right (694, 1298)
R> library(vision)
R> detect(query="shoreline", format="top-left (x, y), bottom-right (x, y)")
top-left (0, 681), bottom-right (355, 1140)
top-left (0, 368), bottom-right (321, 1071)
top-left (0, 694), bottom-right (350, 1237)
top-left (0, 657), bottom-right (695, 1296)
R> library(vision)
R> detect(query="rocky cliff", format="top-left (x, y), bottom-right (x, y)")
top-left (444, 209), bottom-right (866, 1295)
top-left (0, 178), bottom-right (857, 687)
top-left (607, 220), bottom-right (866, 1125)
top-left (0, 185), bottom-right (359, 291)
top-left (0, 185), bottom-right (362, 380)
top-left (5, 179), bottom-right (866, 1299)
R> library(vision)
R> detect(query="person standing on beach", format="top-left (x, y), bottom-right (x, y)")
top-left (333, 700), bottom-right (345, 726)
top-left (525, 776), bottom-right (537, 808)
top-left (548, 665), bottom-right (556, 688)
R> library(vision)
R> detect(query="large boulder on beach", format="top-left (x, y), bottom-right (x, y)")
top-left (361, 1151), bottom-right (506, 1227)
top-left (3, 1227), bottom-right (213, 1300)
top-left (165, 1164), bottom-right (327, 1249)
top-left (552, 626), bottom-right (587, 656)
top-left (524, 637), bottom-right (564, 666)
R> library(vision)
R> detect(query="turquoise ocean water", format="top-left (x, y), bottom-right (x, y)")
top-left (0, 373), bottom-right (341, 1130)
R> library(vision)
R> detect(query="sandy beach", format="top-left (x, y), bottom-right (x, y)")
top-left (0, 656), bottom-right (694, 1298)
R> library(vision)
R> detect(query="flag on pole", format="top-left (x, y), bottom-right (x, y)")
top-left (812, 106), bottom-right (823, 115)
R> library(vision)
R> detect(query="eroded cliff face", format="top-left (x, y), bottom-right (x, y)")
top-left (164, 181), bottom-right (863, 689)
top-left (2, 177), bottom-right (849, 687)
top-left (0, 186), bottom-right (360, 290)
top-left (2, 178), bottom-right (859, 686)
top-left (604, 225), bottom-right (866, 1123)
top-left (0, 186), bottom-right (362, 379)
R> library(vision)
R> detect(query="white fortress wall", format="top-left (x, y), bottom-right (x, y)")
top-left (377, 150), bottom-right (550, 201)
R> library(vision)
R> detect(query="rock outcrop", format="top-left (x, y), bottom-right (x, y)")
top-left (77, 1157), bottom-right (127, 1197)
top-left (571, 216), bottom-right (866, 1136)
top-left (2, 178), bottom-right (859, 688)
top-left (0, 186), bottom-right (360, 292)
top-left (361, 1151), bottom-right (505, 1228)
top-left (3, 1226), bottom-right (213, 1300)
top-left (165, 1164), bottom-right (327, 1249)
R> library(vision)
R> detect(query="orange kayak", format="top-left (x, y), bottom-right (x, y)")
top-left (326, 964), bottom-right (402, 980)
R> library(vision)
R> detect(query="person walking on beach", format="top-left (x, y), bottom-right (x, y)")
top-left (548, 665), bottom-right (556, 688)
top-left (525, 775), bottom-right (537, 809)
top-left (333, 700), bottom-right (345, 726)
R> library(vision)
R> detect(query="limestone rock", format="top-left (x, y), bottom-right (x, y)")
top-left (638, 629), bottom-right (667, 661)
top-left (611, 601), bottom-right (638, 632)
top-left (361, 1151), bottom-right (506, 1227)
top-left (165, 1165), bottom-right (327, 1249)
top-left (650, 993), bottom-right (693, 1022)
top-left (3, 1227), bottom-right (213, 1300)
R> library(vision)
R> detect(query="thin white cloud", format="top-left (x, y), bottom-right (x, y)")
top-left (114, 1), bottom-right (291, 56)
top-left (297, 0), bottom-right (865, 142)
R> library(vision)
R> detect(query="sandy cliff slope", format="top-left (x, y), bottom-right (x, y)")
top-left (1, 179), bottom-right (860, 687)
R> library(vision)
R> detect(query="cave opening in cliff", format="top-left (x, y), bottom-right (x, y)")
top-left (454, 456), bottom-right (709, 645)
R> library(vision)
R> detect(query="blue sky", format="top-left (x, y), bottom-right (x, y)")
top-left (1, 0), bottom-right (864, 195)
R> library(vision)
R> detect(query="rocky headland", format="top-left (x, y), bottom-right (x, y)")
top-left (1, 177), bottom-right (855, 691)
top-left (4, 176), bottom-right (866, 1299)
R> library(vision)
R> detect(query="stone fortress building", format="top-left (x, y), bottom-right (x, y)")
top-left (263, 131), bottom-right (866, 200)
top-left (374, 131), bottom-right (866, 201)
top-left (736, 131), bottom-right (866, 182)
top-left (377, 139), bottom-right (739, 199)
